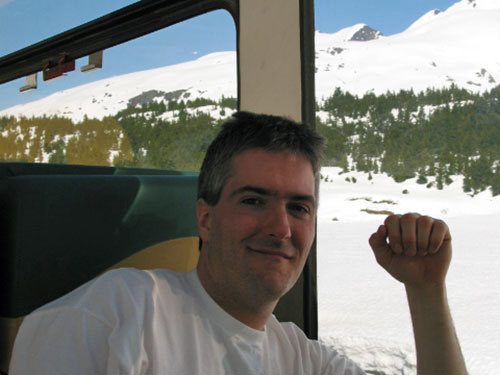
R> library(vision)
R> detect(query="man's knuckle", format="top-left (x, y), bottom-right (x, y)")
top-left (419, 215), bottom-right (433, 226)
top-left (402, 212), bottom-right (418, 221)
top-left (384, 214), bottom-right (399, 226)
top-left (434, 219), bottom-right (446, 229)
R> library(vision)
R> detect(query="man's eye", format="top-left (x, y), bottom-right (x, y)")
top-left (289, 204), bottom-right (310, 215)
top-left (241, 197), bottom-right (263, 205)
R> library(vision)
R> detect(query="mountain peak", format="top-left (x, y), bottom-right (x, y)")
top-left (349, 25), bottom-right (383, 41)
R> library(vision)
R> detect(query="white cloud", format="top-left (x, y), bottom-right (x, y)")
top-left (0, 0), bottom-right (15, 7)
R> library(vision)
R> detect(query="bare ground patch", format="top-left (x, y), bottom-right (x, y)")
top-left (361, 208), bottom-right (395, 215)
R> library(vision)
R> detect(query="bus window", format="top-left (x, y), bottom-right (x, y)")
top-left (315, 1), bottom-right (499, 375)
top-left (0, 8), bottom-right (236, 172)
top-left (0, 0), bottom-right (137, 57)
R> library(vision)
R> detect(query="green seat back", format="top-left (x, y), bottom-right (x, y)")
top-left (0, 162), bottom-right (199, 373)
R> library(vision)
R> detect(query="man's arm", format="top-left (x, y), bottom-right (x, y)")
top-left (369, 213), bottom-right (467, 375)
top-left (10, 308), bottom-right (112, 374)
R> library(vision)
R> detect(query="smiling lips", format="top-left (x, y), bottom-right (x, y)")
top-left (248, 246), bottom-right (293, 260)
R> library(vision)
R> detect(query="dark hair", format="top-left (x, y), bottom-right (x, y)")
top-left (198, 111), bottom-right (325, 206)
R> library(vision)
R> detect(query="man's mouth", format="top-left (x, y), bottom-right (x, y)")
top-left (248, 247), bottom-right (293, 260)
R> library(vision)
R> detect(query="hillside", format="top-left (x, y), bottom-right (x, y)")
top-left (315, 0), bottom-right (500, 98)
top-left (1, 0), bottom-right (499, 121)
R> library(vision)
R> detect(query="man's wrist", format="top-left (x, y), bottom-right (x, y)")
top-left (405, 281), bottom-right (446, 297)
top-left (405, 282), bottom-right (449, 315)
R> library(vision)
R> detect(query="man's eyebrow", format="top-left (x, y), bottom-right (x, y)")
top-left (230, 186), bottom-right (272, 198)
top-left (230, 185), bottom-right (316, 205)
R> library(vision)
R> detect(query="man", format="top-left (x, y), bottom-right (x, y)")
top-left (10, 112), bottom-right (467, 374)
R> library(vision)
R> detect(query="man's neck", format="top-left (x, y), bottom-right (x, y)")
top-left (196, 264), bottom-right (278, 331)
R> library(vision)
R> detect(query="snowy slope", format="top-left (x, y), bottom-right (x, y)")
top-left (315, 0), bottom-right (500, 99)
top-left (1, 0), bottom-right (500, 121)
top-left (317, 167), bottom-right (500, 375)
top-left (0, 52), bottom-right (237, 122)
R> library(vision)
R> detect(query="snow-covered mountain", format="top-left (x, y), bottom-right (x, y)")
top-left (0, 52), bottom-right (238, 123)
top-left (1, 0), bottom-right (499, 122)
top-left (315, 0), bottom-right (500, 99)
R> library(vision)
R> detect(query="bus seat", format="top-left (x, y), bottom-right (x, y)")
top-left (0, 162), bottom-right (199, 374)
top-left (108, 237), bottom-right (199, 273)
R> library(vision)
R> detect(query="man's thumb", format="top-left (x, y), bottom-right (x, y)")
top-left (369, 225), bottom-right (392, 268)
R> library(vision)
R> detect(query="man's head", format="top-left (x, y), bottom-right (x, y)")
top-left (195, 112), bottom-right (325, 326)
top-left (198, 111), bottom-right (325, 207)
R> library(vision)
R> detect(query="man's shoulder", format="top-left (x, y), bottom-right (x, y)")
top-left (265, 315), bottom-right (318, 353)
top-left (267, 315), bottom-right (307, 338)
top-left (33, 268), bottom-right (189, 316)
top-left (91, 267), bottom-right (168, 292)
top-left (266, 316), bottom-right (339, 359)
top-left (266, 316), bottom-right (366, 375)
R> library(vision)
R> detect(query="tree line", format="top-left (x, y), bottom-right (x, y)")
top-left (0, 116), bottom-right (133, 166)
top-left (0, 96), bottom-right (235, 170)
top-left (317, 84), bottom-right (500, 195)
top-left (0, 86), bottom-right (498, 195)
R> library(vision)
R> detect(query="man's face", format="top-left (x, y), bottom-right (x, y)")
top-left (197, 149), bottom-right (317, 304)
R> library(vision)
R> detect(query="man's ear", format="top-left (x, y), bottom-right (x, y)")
top-left (197, 198), bottom-right (211, 243)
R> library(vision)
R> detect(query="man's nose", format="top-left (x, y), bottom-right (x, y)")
top-left (264, 203), bottom-right (292, 240)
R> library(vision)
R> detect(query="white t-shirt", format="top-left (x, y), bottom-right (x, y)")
top-left (10, 268), bottom-right (365, 375)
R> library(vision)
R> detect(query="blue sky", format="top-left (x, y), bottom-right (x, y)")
top-left (0, 0), bottom-right (458, 111)
top-left (315, 0), bottom-right (458, 35)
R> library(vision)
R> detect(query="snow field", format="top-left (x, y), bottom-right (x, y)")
top-left (317, 167), bottom-right (499, 375)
